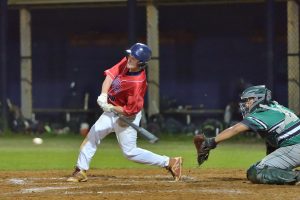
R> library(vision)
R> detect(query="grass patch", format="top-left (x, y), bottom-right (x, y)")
top-left (0, 133), bottom-right (266, 171)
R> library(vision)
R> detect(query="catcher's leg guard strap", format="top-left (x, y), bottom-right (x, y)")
top-left (247, 164), bottom-right (300, 185)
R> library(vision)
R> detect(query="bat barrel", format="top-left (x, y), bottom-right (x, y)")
top-left (113, 110), bottom-right (159, 143)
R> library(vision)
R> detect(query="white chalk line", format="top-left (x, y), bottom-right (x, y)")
top-left (3, 175), bottom-right (250, 196)
top-left (8, 178), bottom-right (27, 185)
top-left (4, 187), bottom-right (250, 196)
top-left (6, 175), bottom-right (194, 185)
top-left (21, 186), bottom-right (77, 194)
top-left (64, 188), bottom-right (250, 195)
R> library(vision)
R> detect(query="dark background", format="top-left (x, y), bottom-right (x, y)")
top-left (5, 2), bottom-right (286, 114)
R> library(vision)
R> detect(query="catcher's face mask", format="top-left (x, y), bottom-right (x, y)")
top-left (239, 97), bottom-right (255, 118)
top-left (239, 85), bottom-right (271, 118)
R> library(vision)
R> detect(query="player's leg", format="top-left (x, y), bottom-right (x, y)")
top-left (67, 112), bottom-right (114, 182)
top-left (247, 164), bottom-right (300, 185)
top-left (247, 143), bottom-right (300, 185)
top-left (114, 111), bottom-right (182, 180)
top-left (257, 143), bottom-right (300, 169)
top-left (115, 112), bottom-right (169, 166)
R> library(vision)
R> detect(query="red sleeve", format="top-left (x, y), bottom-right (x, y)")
top-left (104, 57), bottom-right (127, 79)
top-left (123, 83), bottom-right (147, 116)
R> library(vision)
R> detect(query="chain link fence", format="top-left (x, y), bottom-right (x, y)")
top-left (287, 0), bottom-right (300, 115)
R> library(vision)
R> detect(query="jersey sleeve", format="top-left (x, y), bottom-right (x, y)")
top-left (104, 57), bottom-right (127, 79)
top-left (123, 84), bottom-right (147, 116)
top-left (241, 115), bottom-right (268, 132)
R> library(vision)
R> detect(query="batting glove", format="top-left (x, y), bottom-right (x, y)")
top-left (97, 93), bottom-right (108, 107)
top-left (102, 103), bottom-right (114, 112)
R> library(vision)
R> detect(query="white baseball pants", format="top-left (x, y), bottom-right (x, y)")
top-left (76, 111), bottom-right (169, 170)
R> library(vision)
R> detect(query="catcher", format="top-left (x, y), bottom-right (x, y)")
top-left (194, 85), bottom-right (300, 185)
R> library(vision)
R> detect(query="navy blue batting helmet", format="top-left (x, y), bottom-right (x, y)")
top-left (126, 43), bottom-right (152, 65)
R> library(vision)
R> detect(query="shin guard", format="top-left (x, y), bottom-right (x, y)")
top-left (247, 165), bottom-right (300, 185)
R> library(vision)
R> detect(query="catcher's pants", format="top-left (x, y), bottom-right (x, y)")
top-left (76, 111), bottom-right (169, 170)
top-left (247, 143), bottom-right (300, 184)
top-left (256, 143), bottom-right (300, 169)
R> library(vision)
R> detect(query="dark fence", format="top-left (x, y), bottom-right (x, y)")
top-left (2, 2), bottom-right (288, 134)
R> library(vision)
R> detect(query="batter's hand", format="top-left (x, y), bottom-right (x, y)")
top-left (194, 134), bottom-right (217, 166)
top-left (97, 93), bottom-right (108, 107)
top-left (102, 103), bottom-right (114, 112)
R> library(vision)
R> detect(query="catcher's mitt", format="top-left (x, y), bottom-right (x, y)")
top-left (193, 134), bottom-right (217, 166)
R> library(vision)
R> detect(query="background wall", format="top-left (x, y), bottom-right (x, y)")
top-left (6, 2), bottom-right (287, 114)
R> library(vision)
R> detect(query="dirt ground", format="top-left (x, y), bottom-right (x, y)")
top-left (0, 168), bottom-right (299, 200)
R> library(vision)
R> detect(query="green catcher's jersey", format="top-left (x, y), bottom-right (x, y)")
top-left (241, 101), bottom-right (300, 148)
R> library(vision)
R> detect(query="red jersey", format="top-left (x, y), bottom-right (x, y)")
top-left (104, 57), bottom-right (147, 116)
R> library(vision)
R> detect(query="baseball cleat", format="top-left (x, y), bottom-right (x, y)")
top-left (166, 157), bottom-right (183, 181)
top-left (67, 167), bottom-right (88, 182)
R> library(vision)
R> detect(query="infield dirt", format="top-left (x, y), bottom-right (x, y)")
top-left (0, 168), bottom-right (299, 200)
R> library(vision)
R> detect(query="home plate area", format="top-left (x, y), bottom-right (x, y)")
top-left (0, 169), bottom-right (299, 200)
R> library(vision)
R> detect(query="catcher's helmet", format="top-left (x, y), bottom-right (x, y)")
top-left (239, 85), bottom-right (272, 117)
top-left (126, 43), bottom-right (152, 67)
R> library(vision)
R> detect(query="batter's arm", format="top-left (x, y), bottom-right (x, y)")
top-left (101, 76), bottom-right (113, 93)
top-left (215, 122), bottom-right (249, 143)
top-left (97, 75), bottom-right (113, 108)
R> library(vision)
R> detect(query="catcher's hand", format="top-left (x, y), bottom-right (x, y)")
top-left (193, 134), bottom-right (217, 166)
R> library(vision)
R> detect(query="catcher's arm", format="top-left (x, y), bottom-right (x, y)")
top-left (194, 122), bottom-right (249, 166)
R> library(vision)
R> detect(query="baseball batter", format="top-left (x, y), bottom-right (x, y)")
top-left (195, 85), bottom-right (300, 185)
top-left (67, 43), bottom-right (182, 182)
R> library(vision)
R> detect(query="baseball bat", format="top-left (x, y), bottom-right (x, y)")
top-left (112, 110), bottom-right (159, 143)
